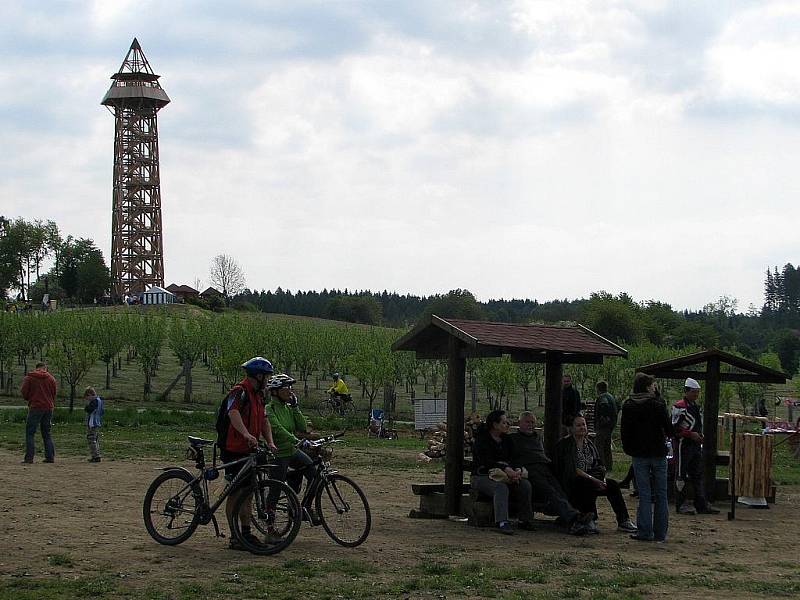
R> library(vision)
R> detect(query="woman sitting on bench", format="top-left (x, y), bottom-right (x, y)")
top-left (554, 415), bottom-right (637, 534)
top-left (471, 409), bottom-right (535, 535)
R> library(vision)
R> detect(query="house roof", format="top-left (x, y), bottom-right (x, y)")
top-left (167, 284), bottom-right (199, 294)
top-left (200, 286), bottom-right (222, 296)
top-left (638, 349), bottom-right (788, 384)
top-left (392, 315), bottom-right (627, 363)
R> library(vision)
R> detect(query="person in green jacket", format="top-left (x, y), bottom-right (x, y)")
top-left (265, 374), bottom-right (314, 510)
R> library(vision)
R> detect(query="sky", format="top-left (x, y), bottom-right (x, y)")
top-left (2, 1), bottom-right (799, 312)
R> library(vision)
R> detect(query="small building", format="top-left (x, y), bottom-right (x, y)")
top-left (200, 286), bottom-right (223, 299)
top-left (166, 283), bottom-right (199, 303)
top-left (141, 285), bottom-right (175, 305)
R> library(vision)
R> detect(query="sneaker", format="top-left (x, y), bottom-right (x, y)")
top-left (496, 521), bottom-right (515, 535)
top-left (677, 505), bottom-right (696, 515)
top-left (568, 520), bottom-right (588, 536)
top-left (88, 457), bottom-right (101, 463)
top-left (21, 459), bottom-right (33, 464)
top-left (629, 534), bottom-right (654, 542)
top-left (43, 458), bottom-right (54, 463)
top-left (617, 520), bottom-right (638, 533)
top-left (517, 521), bottom-right (535, 532)
top-left (697, 505), bottom-right (720, 515)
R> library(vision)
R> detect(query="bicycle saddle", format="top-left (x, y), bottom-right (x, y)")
top-left (187, 436), bottom-right (214, 446)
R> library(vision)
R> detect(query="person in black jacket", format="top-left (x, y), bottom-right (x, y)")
top-left (553, 415), bottom-right (636, 533)
top-left (620, 372), bottom-right (672, 543)
top-left (561, 375), bottom-right (581, 435)
top-left (471, 410), bottom-right (535, 535)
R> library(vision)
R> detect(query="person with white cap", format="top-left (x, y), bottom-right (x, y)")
top-left (671, 377), bottom-right (720, 515)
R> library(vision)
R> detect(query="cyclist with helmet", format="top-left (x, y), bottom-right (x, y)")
top-left (327, 372), bottom-right (351, 406)
top-left (221, 357), bottom-right (277, 549)
top-left (265, 374), bottom-right (315, 515)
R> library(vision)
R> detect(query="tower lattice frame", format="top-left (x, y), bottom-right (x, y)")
top-left (102, 39), bottom-right (170, 298)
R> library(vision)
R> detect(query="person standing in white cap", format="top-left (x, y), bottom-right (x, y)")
top-left (671, 378), bottom-right (720, 515)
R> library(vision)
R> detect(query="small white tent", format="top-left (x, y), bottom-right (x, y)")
top-left (141, 286), bottom-right (175, 305)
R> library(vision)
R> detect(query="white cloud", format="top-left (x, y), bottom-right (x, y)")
top-left (1, 1), bottom-right (797, 312)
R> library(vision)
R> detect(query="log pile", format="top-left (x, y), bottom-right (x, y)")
top-left (733, 433), bottom-right (773, 498)
top-left (416, 413), bottom-right (483, 463)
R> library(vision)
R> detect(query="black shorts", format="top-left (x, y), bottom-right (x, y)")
top-left (220, 449), bottom-right (248, 482)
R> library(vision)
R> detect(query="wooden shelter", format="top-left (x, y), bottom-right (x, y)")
top-left (392, 315), bottom-right (627, 516)
top-left (638, 349), bottom-right (789, 501)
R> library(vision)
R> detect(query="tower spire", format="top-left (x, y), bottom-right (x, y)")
top-left (102, 39), bottom-right (170, 298)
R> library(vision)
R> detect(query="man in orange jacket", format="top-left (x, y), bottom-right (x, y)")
top-left (21, 362), bottom-right (57, 463)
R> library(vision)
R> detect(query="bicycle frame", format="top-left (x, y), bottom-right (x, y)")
top-left (159, 443), bottom-right (275, 532)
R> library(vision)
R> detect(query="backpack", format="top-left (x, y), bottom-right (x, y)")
top-left (215, 385), bottom-right (248, 449)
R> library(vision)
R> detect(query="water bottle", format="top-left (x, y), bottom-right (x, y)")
top-left (666, 439), bottom-right (674, 460)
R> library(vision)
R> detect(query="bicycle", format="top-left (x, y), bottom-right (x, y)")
top-left (142, 436), bottom-right (302, 555)
top-left (317, 392), bottom-right (354, 418)
top-left (285, 432), bottom-right (371, 547)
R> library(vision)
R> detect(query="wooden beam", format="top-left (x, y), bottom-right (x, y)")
top-left (445, 336), bottom-right (466, 516)
top-left (543, 353), bottom-right (563, 460)
top-left (645, 369), bottom-right (786, 384)
top-left (703, 355), bottom-right (721, 502)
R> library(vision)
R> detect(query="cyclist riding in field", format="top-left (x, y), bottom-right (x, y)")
top-left (327, 372), bottom-right (351, 406)
top-left (265, 374), bottom-right (316, 514)
top-left (220, 357), bottom-right (277, 550)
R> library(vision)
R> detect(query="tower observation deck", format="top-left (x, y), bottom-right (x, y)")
top-left (102, 38), bottom-right (170, 298)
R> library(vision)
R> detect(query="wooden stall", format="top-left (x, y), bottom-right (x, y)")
top-left (393, 315), bottom-right (627, 518)
top-left (638, 350), bottom-right (788, 507)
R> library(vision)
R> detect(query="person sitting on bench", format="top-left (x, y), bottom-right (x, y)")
top-left (509, 411), bottom-right (593, 536)
top-left (471, 409), bottom-right (535, 535)
top-left (553, 415), bottom-right (637, 533)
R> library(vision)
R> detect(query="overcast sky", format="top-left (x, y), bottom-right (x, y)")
top-left (2, 1), bottom-right (798, 311)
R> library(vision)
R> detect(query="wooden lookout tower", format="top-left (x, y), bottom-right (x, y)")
top-left (102, 39), bottom-right (170, 298)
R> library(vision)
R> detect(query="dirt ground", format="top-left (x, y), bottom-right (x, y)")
top-left (2, 448), bottom-right (799, 599)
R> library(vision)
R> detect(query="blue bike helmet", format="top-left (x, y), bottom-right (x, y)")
top-left (240, 356), bottom-right (274, 377)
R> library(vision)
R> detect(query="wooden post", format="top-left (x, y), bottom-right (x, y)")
top-left (543, 353), bottom-right (563, 459)
top-left (703, 355), bottom-right (721, 502)
top-left (445, 337), bottom-right (466, 516)
top-left (727, 417), bottom-right (737, 520)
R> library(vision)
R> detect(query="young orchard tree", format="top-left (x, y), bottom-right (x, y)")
top-left (135, 317), bottom-right (166, 401)
top-left (477, 356), bottom-right (516, 412)
top-left (209, 254), bottom-right (246, 303)
top-left (0, 312), bottom-right (21, 391)
top-left (347, 329), bottom-right (395, 422)
top-left (166, 317), bottom-right (209, 402)
top-left (93, 315), bottom-right (127, 389)
top-left (46, 314), bottom-right (98, 410)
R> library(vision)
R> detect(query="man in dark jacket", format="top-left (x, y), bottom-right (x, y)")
top-left (620, 373), bottom-right (672, 542)
top-left (594, 381), bottom-right (618, 470)
top-left (20, 362), bottom-right (57, 463)
top-left (672, 378), bottom-right (719, 515)
top-left (561, 374), bottom-right (581, 433)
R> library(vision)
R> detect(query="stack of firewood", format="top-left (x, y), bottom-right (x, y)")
top-left (416, 413), bottom-right (483, 463)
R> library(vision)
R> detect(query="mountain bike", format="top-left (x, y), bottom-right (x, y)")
top-left (317, 392), bottom-right (354, 418)
top-left (286, 433), bottom-right (371, 547)
top-left (142, 436), bottom-right (301, 555)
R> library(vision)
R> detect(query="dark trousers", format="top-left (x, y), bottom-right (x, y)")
top-left (675, 440), bottom-right (708, 510)
top-left (25, 409), bottom-right (55, 462)
top-left (595, 427), bottom-right (614, 471)
top-left (526, 463), bottom-right (580, 524)
top-left (268, 450), bottom-right (314, 506)
top-left (569, 477), bottom-right (629, 524)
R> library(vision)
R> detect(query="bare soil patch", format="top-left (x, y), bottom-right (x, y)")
top-left (1, 448), bottom-right (799, 599)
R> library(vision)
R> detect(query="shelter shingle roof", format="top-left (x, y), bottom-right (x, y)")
top-left (392, 315), bottom-right (627, 361)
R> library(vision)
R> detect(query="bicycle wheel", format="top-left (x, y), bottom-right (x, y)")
top-left (231, 479), bottom-right (301, 555)
top-left (315, 473), bottom-right (371, 547)
top-left (317, 399), bottom-right (335, 418)
top-left (143, 469), bottom-right (201, 545)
